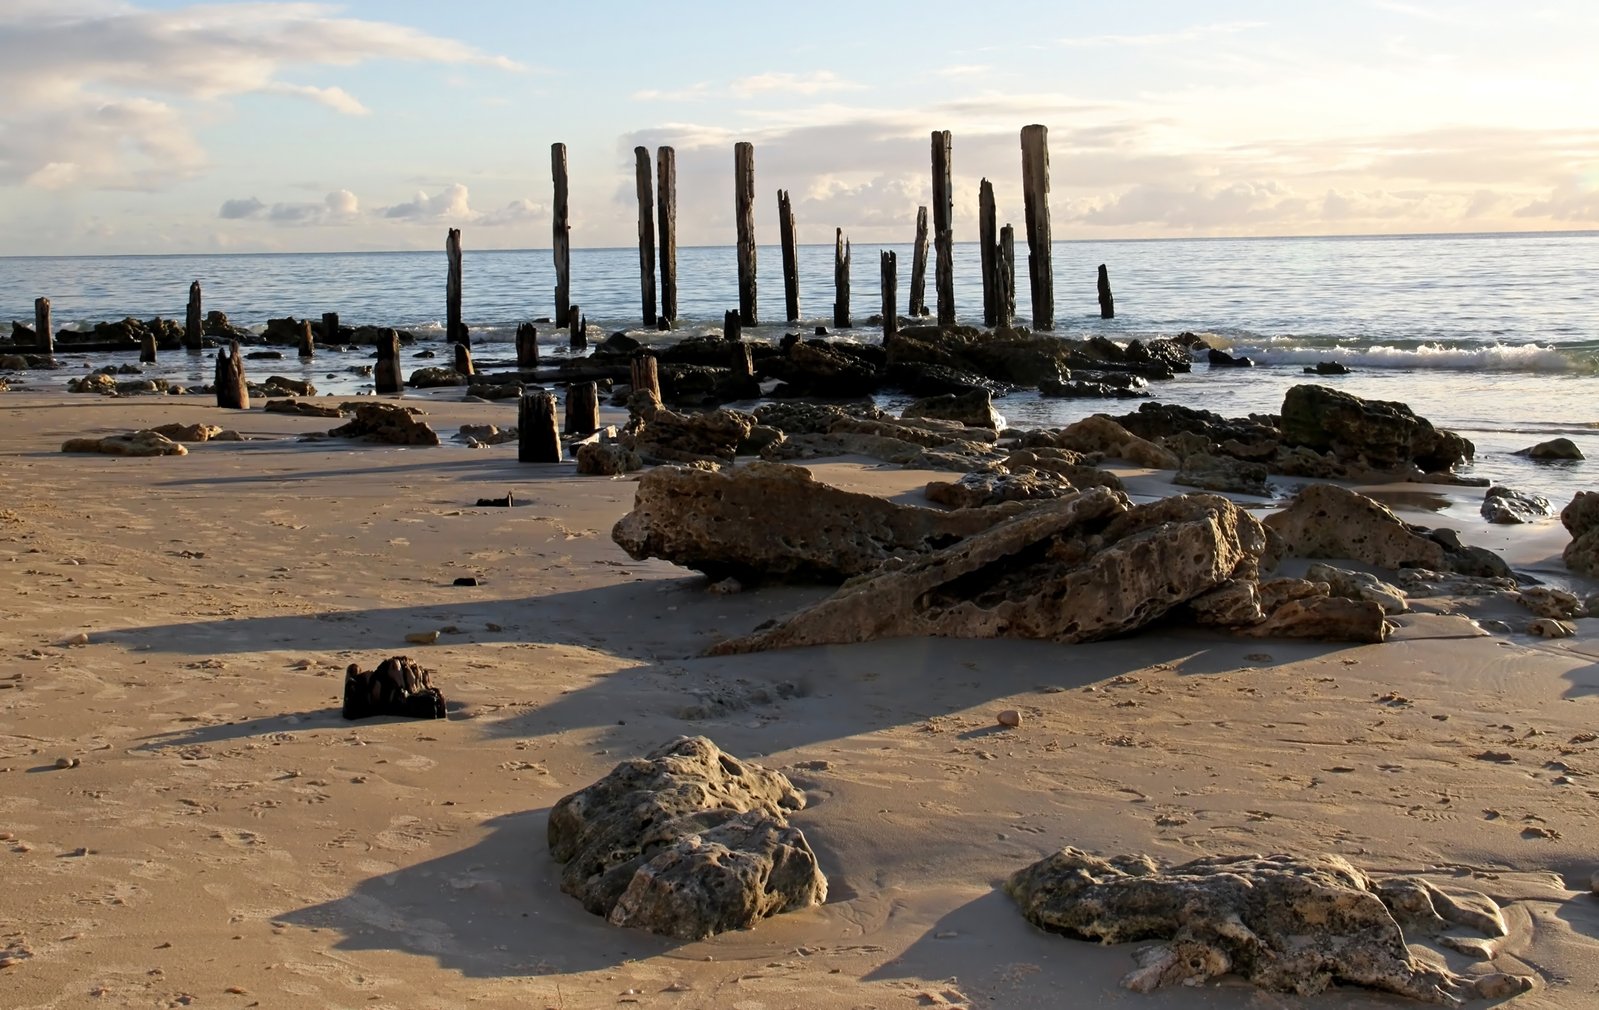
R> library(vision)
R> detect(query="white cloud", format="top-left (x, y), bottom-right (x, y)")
top-left (219, 189), bottom-right (359, 225)
top-left (1055, 21), bottom-right (1264, 49)
top-left (1515, 180), bottom-right (1599, 223)
top-left (731, 71), bottom-right (863, 98)
top-left (382, 183), bottom-right (473, 220)
top-left (266, 82), bottom-right (370, 116)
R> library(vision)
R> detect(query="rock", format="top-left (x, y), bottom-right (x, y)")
top-left (264, 398), bottom-right (344, 418)
top-left (1516, 437), bottom-right (1583, 460)
top-left (148, 423), bottom-right (223, 443)
top-left (262, 376), bottom-right (314, 397)
top-left (1304, 361), bottom-right (1352, 374)
top-left (710, 490), bottom-right (1269, 653)
top-left (1039, 377), bottom-right (1149, 399)
top-left (1207, 347), bottom-right (1254, 367)
top-left (341, 655), bottom-right (446, 719)
top-left (326, 403), bottom-right (440, 446)
top-left (1280, 385), bottom-right (1473, 474)
top-left (547, 736), bottom-right (825, 940)
top-left (61, 430), bottom-right (188, 457)
top-left (613, 462), bottom-right (1036, 583)
top-left (1561, 491), bottom-right (1599, 576)
top-left (408, 366), bottom-right (467, 388)
top-left (1174, 452), bottom-right (1270, 496)
top-left (67, 372), bottom-right (119, 395)
top-left (1304, 562), bottom-right (1408, 614)
top-left (1266, 484), bottom-right (1510, 578)
top-left (707, 577), bottom-right (743, 595)
top-left (1393, 569), bottom-right (1518, 597)
top-left (1528, 618), bottom-right (1575, 638)
top-left (576, 442), bottom-right (642, 476)
top-left (900, 389), bottom-right (1001, 430)
top-left (627, 408), bottom-right (753, 465)
top-left (924, 470), bottom-right (1072, 509)
top-left (1245, 595), bottom-right (1389, 643)
top-left (1481, 485), bottom-right (1553, 524)
top-left (54, 756), bottom-right (79, 769)
top-left (1186, 579), bottom-right (1265, 627)
top-left (404, 630), bottom-right (440, 645)
top-left (1051, 416), bottom-right (1180, 469)
top-left (1516, 586), bottom-right (1583, 620)
top-left (457, 423), bottom-right (518, 446)
top-left (763, 339), bottom-right (879, 397)
top-left (997, 709), bottom-right (1022, 727)
top-left (1006, 848), bottom-right (1491, 1004)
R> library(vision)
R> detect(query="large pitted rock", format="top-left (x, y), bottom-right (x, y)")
top-left (546, 737), bottom-right (825, 940)
top-left (924, 470), bottom-right (1072, 509)
top-left (627, 407), bottom-right (753, 464)
top-left (1004, 449), bottom-right (1125, 493)
top-left (61, 430), bottom-right (187, 457)
top-left (1006, 848), bottom-right (1526, 1004)
top-left (575, 442), bottom-right (642, 476)
top-left (1174, 451), bottom-right (1270, 496)
top-left (1280, 385), bottom-right (1473, 474)
top-left (326, 403), bottom-right (440, 445)
top-left (1561, 490), bottom-right (1599, 576)
top-left (613, 462), bottom-right (1033, 583)
top-left (1266, 483), bottom-right (1510, 578)
top-left (709, 489), bottom-right (1267, 653)
top-left (1052, 415), bottom-right (1180, 469)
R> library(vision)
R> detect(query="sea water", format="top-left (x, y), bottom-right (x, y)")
top-left (3, 232), bottom-right (1597, 507)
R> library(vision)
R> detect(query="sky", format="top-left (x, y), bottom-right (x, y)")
top-left (1, 0), bottom-right (1595, 255)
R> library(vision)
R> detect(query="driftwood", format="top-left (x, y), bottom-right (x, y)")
top-left (341, 656), bottom-right (445, 720)
top-left (1021, 124), bottom-right (1054, 329)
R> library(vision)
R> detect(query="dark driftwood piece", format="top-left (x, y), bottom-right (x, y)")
top-left (1098, 263), bottom-right (1116, 319)
top-left (185, 281), bottom-right (203, 352)
top-left (631, 353), bottom-right (660, 400)
top-left (1021, 124), bottom-right (1054, 330)
top-left (519, 391), bottom-right (561, 463)
top-left (342, 656), bottom-right (445, 720)
top-left (909, 205), bottom-right (930, 317)
top-left (446, 228), bottom-right (465, 345)
top-left (979, 178), bottom-right (998, 327)
top-left (34, 297), bottom-right (52, 356)
top-left (299, 320), bottom-right (315, 359)
top-left (634, 146), bottom-right (658, 327)
top-left (778, 189), bottom-right (800, 322)
top-left (997, 225), bottom-right (1017, 329)
top-left (657, 146), bottom-right (677, 324)
top-left (880, 251), bottom-right (898, 340)
top-left (931, 130), bottom-right (955, 327)
top-left (375, 329), bottom-right (403, 394)
top-left (321, 311), bottom-right (339, 345)
top-left (569, 304), bottom-right (586, 350)
top-left (215, 340), bottom-right (248, 409)
top-left (552, 142), bottom-right (572, 327)
top-left (734, 141), bottom-right (758, 326)
top-left (723, 309), bottom-right (742, 343)
top-left (453, 342), bottom-right (475, 377)
top-left (832, 229), bottom-right (851, 328)
top-left (516, 323), bottom-right (540, 368)
top-left (565, 381), bottom-right (600, 435)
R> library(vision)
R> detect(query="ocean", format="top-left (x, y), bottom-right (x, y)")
top-left (3, 231), bottom-right (1598, 509)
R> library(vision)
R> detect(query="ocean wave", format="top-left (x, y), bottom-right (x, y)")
top-left (1199, 335), bottom-right (1595, 373)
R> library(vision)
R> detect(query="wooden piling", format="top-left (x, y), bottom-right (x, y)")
top-left (518, 391), bottom-right (561, 463)
top-left (298, 320), bottom-right (315, 359)
top-left (552, 143), bottom-right (571, 327)
top-left (185, 281), bottom-right (203, 352)
top-left (215, 340), bottom-right (248, 409)
top-left (909, 205), bottom-right (930, 317)
top-left (931, 130), bottom-right (955, 327)
top-left (516, 323), bottom-right (540, 368)
top-left (565, 381), bottom-right (599, 435)
top-left (1098, 264), bottom-right (1115, 319)
top-left (630, 352), bottom-right (661, 400)
top-left (634, 146), bottom-right (658, 326)
top-left (657, 146), bottom-right (677, 324)
top-left (375, 329), bottom-right (403, 394)
top-left (730, 340), bottom-right (753, 379)
top-left (139, 332), bottom-right (157, 364)
top-left (34, 297), bottom-right (52, 356)
top-left (833, 229), bottom-right (851, 328)
top-left (734, 141), bottom-right (758, 326)
top-left (880, 251), bottom-right (898, 340)
top-left (454, 341), bottom-right (475, 377)
top-left (996, 225), bottom-right (1016, 329)
top-left (321, 311), bottom-right (339, 346)
top-left (568, 304), bottom-right (586, 350)
top-left (778, 189), bottom-right (800, 322)
top-left (446, 228), bottom-right (465, 345)
top-left (979, 179), bottom-right (998, 327)
top-left (1021, 124), bottom-right (1054, 330)
top-left (723, 309), bottom-right (742, 343)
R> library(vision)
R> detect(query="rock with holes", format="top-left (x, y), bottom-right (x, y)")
top-left (924, 469), bottom-right (1072, 509)
top-left (61, 430), bottom-right (187, 457)
top-left (1174, 451), bottom-right (1270, 496)
top-left (1481, 486), bottom-right (1553, 525)
top-left (547, 736), bottom-right (825, 940)
top-left (626, 407), bottom-right (753, 465)
top-left (325, 403), bottom-right (439, 446)
top-left (1280, 384), bottom-right (1473, 474)
top-left (1050, 415), bottom-right (1179, 469)
top-left (1266, 483), bottom-right (1509, 578)
top-left (1305, 562), bottom-right (1408, 614)
top-left (1560, 491), bottom-right (1599, 576)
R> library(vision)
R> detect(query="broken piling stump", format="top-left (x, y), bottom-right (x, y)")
top-left (34, 297), bottom-right (52, 356)
top-left (322, 311), bottom-right (339, 345)
top-left (734, 141), bottom-right (758, 326)
top-left (1098, 264), bottom-right (1115, 319)
top-left (1021, 124), bottom-right (1054, 330)
top-left (299, 320), bottom-right (315, 359)
top-left (657, 146), bottom-right (677, 324)
top-left (518, 390), bottom-right (562, 463)
top-left (779, 189), bottom-right (800, 322)
top-left (569, 304), bottom-right (586, 350)
top-left (979, 179), bottom-right (998, 326)
top-left (446, 228), bottom-right (465, 345)
top-left (997, 225), bottom-right (1017, 329)
top-left (565, 381), bottom-right (599, 435)
top-left (185, 281), bottom-right (203, 352)
top-left (552, 142), bottom-right (572, 327)
top-left (723, 309), bottom-right (742, 343)
top-left (375, 329), bottom-right (403, 394)
top-left (881, 251), bottom-right (898, 339)
top-left (516, 323), bottom-right (540, 368)
top-left (634, 145), bottom-right (658, 327)
top-left (909, 205), bottom-right (929, 318)
top-left (215, 340), bottom-right (249, 409)
top-left (454, 342), bottom-right (475, 377)
top-left (931, 130), bottom-right (955, 327)
top-left (832, 229), bottom-right (851, 328)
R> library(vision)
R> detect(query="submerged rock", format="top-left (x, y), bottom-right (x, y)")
top-left (1516, 437), bottom-right (1584, 461)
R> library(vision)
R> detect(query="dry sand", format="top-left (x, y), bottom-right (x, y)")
top-left (1, 389), bottom-right (1596, 1009)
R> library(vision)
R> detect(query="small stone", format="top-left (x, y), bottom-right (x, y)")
top-left (1475, 973), bottom-right (1535, 999)
top-left (1528, 618), bottom-right (1576, 638)
top-left (706, 577), bottom-right (743, 595)
top-left (405, 630), bottom-right (440, 645)
top-left (54, 756), bottom-right (79, 769)
top-left (63, 632), bottom-right (89, 647)
top-left (997, 709), bottom-right (1022, 728)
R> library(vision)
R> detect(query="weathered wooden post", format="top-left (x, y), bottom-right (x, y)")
top-left (33, 297), bottom-right (52, 356)
top-left (518, 390), bottom-right (561, 463)
top-left (140, 332), bottom-right (157, 364)
top-left (634, 146), bottom-right (658, 326)
top-left (723, 309), bottom-right (742, 343)
top-left (832, 229), bottom-right (851, 328)
top-left (931, 130), bottom-right (955, 326)
top-left (978, 179), bottom-right (998, 326)
top-left (446, 228), bottom-right (465, 345)
top-left (454, 341), bottom-right (475, 377)
top-left (185, 281), bottom-right (203, 352)
top-left (909, 206), bottom-right (929, 317)
top-left (880, 251), bottom-right (898, 340)
top-left (321, 311), bottom-right (339, 346)
top-left (1098, 264), bottom-right (1115, 319)
top-left (298, 320), bottom-right (315, 359)
top-left (375, 329), bottom-right (404, 394)
top-left (216, 340), bottom-right (249, 409)
top-left (516, 323), bottom-right (539, 368)
top-left (552, 143), bottom-right (572, 327)
top-left (778, 189), bottom-right (800, 322)
top-left (657, 146), bottom-right (677, 324)
top-left (996, 225), bottom-right (1017, 329)
top-left (568, 304), bottom-right (585, 350)
top-left (1021, 124), bottom-right (1054, 330)
top-left (730, 340), bottom-right (753, 380)
top-left (565, 381), bottom-right (599, 435)
top-left (734, 141), bottom-right (758, 326)
top-left (630, 352), bottom-right (661, 400)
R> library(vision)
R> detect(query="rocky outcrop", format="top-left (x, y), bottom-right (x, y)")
top-left (626, 407), bottom-right (753, 464)
top-left (1006, 847), bottom-right (1526, 1003)
top-left (1049, 416), bottom-right (1180, 469)
top-left (924, 470), bottom-right (1072, 509)
top-left (1174, 452), bottom-right (1270, 496)
top-left (264, 398), bottom-right (344, 418)
top-left (61, 430), bottom-right (187, 457)
top-left (148, 422), bottom-right (226, 442)
top-left (900, 388), bottom-right (1001, 430)
top-left (408, 366), bottom-right (467, 388)
top-left (1280, 385), bottom-right (1473, 474)
top-left (1242, 595), bottom-right (1388, 643)
top-left (546, 736), bottom-right (825, 940)
top-left (576, 442), bottom-right (642, 476)
top-left (1561, 491), bottom-right (1599, 576)
top-left (1480, 485), bottom-right (1553, 524)
top-left (1305, 562), bottom-right (1408, 614)
top-left (1516, 437), bottom-right (1583, 460)
top-left (325, 403), bottom-right (439, 446)
top-left (1266, 484), bottom-right (1510, 578)
top-left (613, 462), bottom-right (1033, 583)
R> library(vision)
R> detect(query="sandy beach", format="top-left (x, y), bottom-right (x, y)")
top-left (2, 388), bottom-right (1597, 1010)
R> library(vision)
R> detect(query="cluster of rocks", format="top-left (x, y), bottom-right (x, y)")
top-left (59, 422), bottom-right (246, 457)
top-left (310, 402), bottom-right (440, 446)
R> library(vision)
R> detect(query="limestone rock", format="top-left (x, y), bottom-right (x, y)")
top-left (1245, 595), bottom-right (1388, 643)
top-left (576, 442), bottom-right (642, 476)
top-left (1481, 485), bottom-right (1553, 524)
top-left (627, 407), bottom-right (753, 465)
top-left (1052, 415), bottom-right (1179, 469)
top-left (67, 372), bottom-right (119, 395)
top-left (547, 736), bottom-right (825, 940)
top-left (924, 470), bottom-right (1071, 509)
top-left (262, 375), bottom-right (315, 397)
top-left (1187, 578), bottom-right (1265, 627)
top-left (900, 388), bottom-right (1000, 430)
top-left (613, 462), bottom-right (1032, 583)
top-left (456, 423), bottom-right (518, 446)
top-left (1516, 586), bottom-right (1584, 620)
top-left (1528, 618), bottom-right (1576, 638)
top-left (1305, 562), bottom-right (1408, 614)
top-left (1280, 384), bottom-right (1473, 474)
top-left (1007, 847), bottom-right (1505, 1004)
top-left (326, 403), bottom-right (440, 446)
top-left (408, 365), bottom-right (467, 388)
top-left (1174, 451), bottom-right (1270, 496)
top-left (1266, 483), bottom-right (1510, 578)
top-left (1004, 449), bottom-right (1124, 493)
top-left (61, 430), bottom-right (187, 456)
top-left (710, 490), bottom-right (1268, 653)
top-left (1561, 491), bottom-right (1599, 576)
top-left (1258, 577), bottom-right (1331, 612)
top-left (1516, 437), bottom-right (1583, 460)
top-left (264, 398), bottom-right (344, 418)
top-left (148, 422), bottom-right (224, 443)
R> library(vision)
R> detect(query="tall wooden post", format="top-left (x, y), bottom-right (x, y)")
top-left (979, 179), bottom-right (998, 327)
top-left (565, 381), bottom-right (600, 435)
top-left (516, 323), bottom-right (539, 368)
top-left (33, 297), bottom-right (52, 356)
top-left (1021, 124), bottom-right (1054, 330)
top-left (299, 320), bottom-right (315, 359)
top-left (734, 141), bottom-right (758, 326)
top-left (657, 146), bottom-right (677, 324)
top-left (778, 189), bottom-right (800, 322)
top-left (723, 309), bottom-right (742, 343)
top-left (185, 281), bottom-right (203, 352)
top-left (931, 130), bottom-right (955, 327)
top-left (569, 304), bottom-right (585, 350)
top-left (996, 226), bottom-right (1016, 329)
top-left (552, 143), bottom-right (571, 327)
top-left (215, 340), bottom-right (248, 409)
top-left (909, 206), bottom-right (929, 317)
top-left (375, 330), bottom-right (403, 394)
top-left (634, 146), bottom-right (658, 326)
top-left (1098, 264), bottom-right (1116, 319)
top-left (321, 311), bottom-right (339, 345)
top-left (832, 229), bottom-right (851, 328)
top-left (518, 391), bottom-right (561, 463)
top-left (880, 251), bottom-right (898, 340)
top-left (445, 228), bottom-right (464, 345)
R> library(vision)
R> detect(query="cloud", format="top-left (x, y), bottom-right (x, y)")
top-left (1055, 21), bottom-right (1264, 49)
top-left (1070, 181), bottom-right (1308, 229)
top-left (633, 82), bottom-right (714, 102)
top-left (266, 82), bottom-right (370, 115)
top-left (218, 189), bottom-right (359, 225)
top-left (730, 71), bottom-right (863, 98)
top-left (1514, 180), bottom-right (1599, 223)
top-left (219, 196), bottom-right (266, 219)
top-left (381, 183), bottom-right (473, 220)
